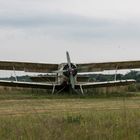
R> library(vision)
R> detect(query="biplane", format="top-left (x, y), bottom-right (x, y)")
top-left (0, 51), bottom-right (138, 94)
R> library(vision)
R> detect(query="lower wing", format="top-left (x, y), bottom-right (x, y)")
top-left (0, 80), bottom-right (59, 89)
top-left (0, 79), bottom-right (136, 91)
top-left (75, 79), bottom-right (136, 89)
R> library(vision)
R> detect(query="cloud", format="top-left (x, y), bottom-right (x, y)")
top-left (1, 0), bottom-right (140, 20)
top-left (0, 0), bottom-right (140, 41)
top-left (0, 0), bottom-right (140, 64)
top-left (0, 13), bottom-right (140, 41)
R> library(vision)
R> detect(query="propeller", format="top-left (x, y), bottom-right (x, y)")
top-left (66, 51), bottom-right (75, 89)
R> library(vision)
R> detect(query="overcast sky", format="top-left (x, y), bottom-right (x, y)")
top-left (0, 0), bottom-right (140, 63)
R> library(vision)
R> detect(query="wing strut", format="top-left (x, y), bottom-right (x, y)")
top-left (80, 85), bottom-right (84, 95)
top-left (114, 65), bottom-right (118, 81)
top-left (13, 66), bottom-right (17, 81)
top-left (52, 84), bottom-right (56, 94)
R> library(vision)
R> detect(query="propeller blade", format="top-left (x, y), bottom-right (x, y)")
top-left (66, 51), bottom-right (75, 89)
top-left (66, 51), bottom-right (71, 69)
top-left (70, 73), bottom-right (75, 89)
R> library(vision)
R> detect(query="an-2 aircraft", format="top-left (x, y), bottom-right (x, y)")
top-left (0, 51), bottom-right (139, 94)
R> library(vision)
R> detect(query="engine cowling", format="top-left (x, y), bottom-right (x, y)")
top-left (63, 63), bottom-right (77, 77)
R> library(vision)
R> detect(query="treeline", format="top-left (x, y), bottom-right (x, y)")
top-left (0, 75), bottom-right (32, 82)
top-left (89, 70), bottom-right (140, 82)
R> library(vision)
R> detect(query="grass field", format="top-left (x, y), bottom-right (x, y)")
top-left (0, 89), bottom-right (139, 140)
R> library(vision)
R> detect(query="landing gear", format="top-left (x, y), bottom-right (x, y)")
top-left (51, 84), bottom-right (84, 95)
top-left (80, 85), bottom-right (84, 95)
top-left (52, 84), bottom-right (56, 94)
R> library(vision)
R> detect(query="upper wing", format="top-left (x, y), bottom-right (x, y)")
top-left (75, 79), bottom-right (136, 89)
top-left (0, 61), bottom-right (58, 73)
top-left (77, 60), bottom-right (140, 72)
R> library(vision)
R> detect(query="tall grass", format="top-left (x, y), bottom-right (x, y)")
top-left (0, 110), bottom-right (139, 140)
top-left (0, 85), bottom-right (139, 139)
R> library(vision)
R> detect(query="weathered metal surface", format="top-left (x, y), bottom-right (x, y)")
top-left (77, 61), bottom-right (140, 72)
top-left (0, 80), bottom-right (60, 89)
top-left (76, 75), bottom-right (91, 82)
top-left (30, 76), bottom-right (56, 82)
top-left (0, 61), bottom-right (58, 73)
top-left (75, 79), bottom-right (136, 89)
